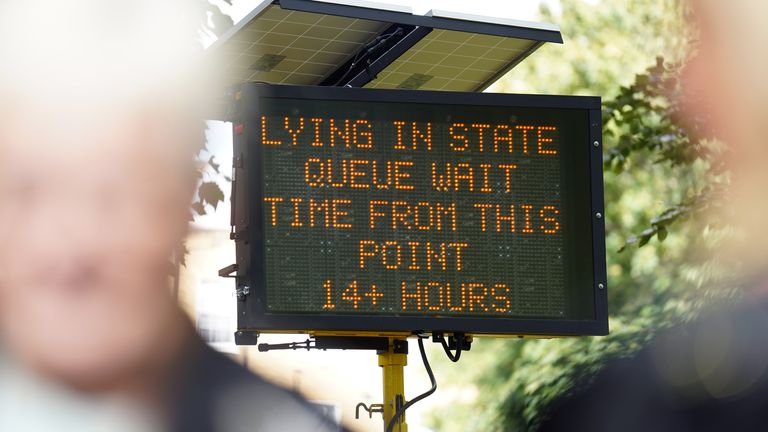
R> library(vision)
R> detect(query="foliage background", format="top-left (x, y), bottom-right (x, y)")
top-left (193, 0), bottom-right (234, 219)
top-left (428, 0), bottom-right (737, 430)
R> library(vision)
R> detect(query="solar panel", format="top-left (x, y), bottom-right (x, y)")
top-left (206, 0), bottom-right (562, 118)
top-left (207, 2), bottom-right (389, 87)
top-left (365, 28), bottom-right (543, 91)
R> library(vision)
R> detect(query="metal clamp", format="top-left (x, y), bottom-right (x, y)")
top-left (218, 264), bottom-right (238, 278)
top-left (355, 402), bottom-right (384, 419)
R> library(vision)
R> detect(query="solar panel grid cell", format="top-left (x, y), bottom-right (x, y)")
top-left (211, 5), bottom-right (387, 86)
top-left (366, 29), bottom-right (534, 91)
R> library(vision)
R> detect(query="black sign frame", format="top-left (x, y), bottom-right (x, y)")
top-left (229, 83), bottom-right (607, 337)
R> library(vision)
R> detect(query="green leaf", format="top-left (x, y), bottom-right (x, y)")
top-left (206, 4), bottom-right (234, 37)
top-left (208, 155), bottom-right (220, 174)
top-left (199, 181), bottom-right (225, 211)
top-left (191, 201), bottom-right (206, 216)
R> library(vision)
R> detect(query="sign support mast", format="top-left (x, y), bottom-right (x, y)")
top-left (379, 338), bottom-right (409, 431)
top-left (259, 335), bottom-right (412, 430)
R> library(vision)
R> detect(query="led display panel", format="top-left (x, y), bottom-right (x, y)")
top-left (230, 83), bottom-right (607, 336)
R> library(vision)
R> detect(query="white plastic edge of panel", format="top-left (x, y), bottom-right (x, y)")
top-left (426, 8), bottom-right (561, 32)
top-left (310, 0), bottom-right (413, 14)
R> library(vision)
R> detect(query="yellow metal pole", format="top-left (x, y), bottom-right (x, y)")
top-left (378, 339), bottom-right (408, 432)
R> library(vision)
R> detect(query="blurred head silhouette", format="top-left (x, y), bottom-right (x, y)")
top-left (0, 0), bottom-right (207, 392)
top-left (682, 0), bottom-right (768, 277)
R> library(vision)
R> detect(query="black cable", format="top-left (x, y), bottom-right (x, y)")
top-left (439, 336), bottom-right (462, 362)
top-left (385, 337), bottom-right (437, 432)
top-left (332, 50), bottom-right (363, 86)
top-left (332, 27), bottom-right (403, 86)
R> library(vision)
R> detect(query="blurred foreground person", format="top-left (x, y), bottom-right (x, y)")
top-left (0, 1), bottom-right (337, 431)
top-left (541, 1), bottom-right (768, 431)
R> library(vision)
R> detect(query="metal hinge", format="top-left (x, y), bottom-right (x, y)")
top-left (230, 227), bottom-right (248, 241)
top-left (218, 264), bottom-right (237, 278)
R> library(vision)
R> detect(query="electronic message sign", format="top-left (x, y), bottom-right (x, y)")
top-left (229, 83), bottom-right (607, 336)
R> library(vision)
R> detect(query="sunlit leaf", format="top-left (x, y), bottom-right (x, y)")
top-left (199, 181), bottom-right (225, 211)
